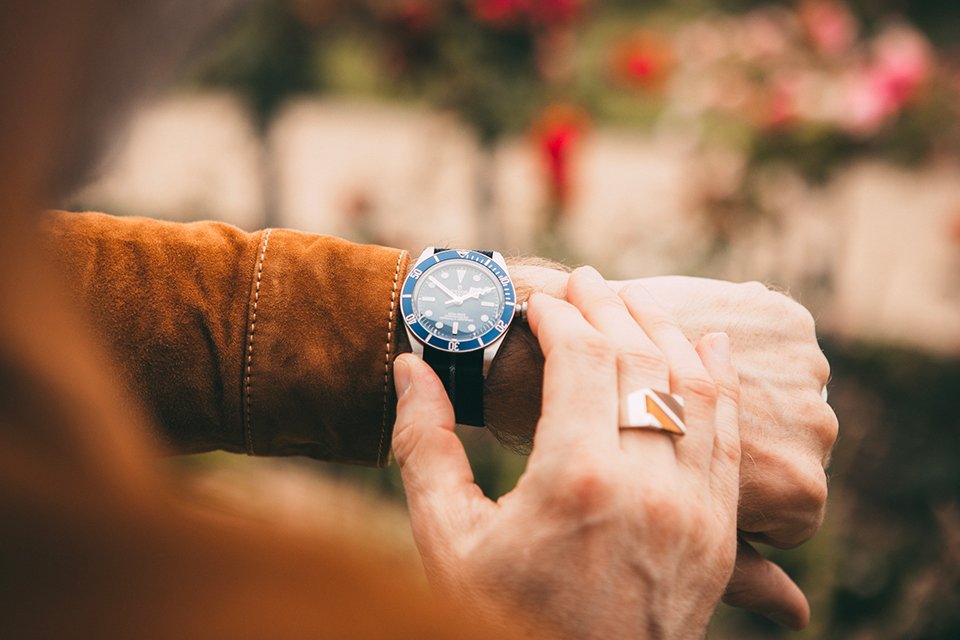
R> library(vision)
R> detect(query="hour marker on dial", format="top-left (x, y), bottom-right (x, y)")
top-left (480, 301), bottom-right (497, 307)
top-left (480, 314), bottom-right (489, 322)
top-left (424, 310), bottom-right (433, 317)
top-left (421, 296), bottom-right (436, 302)
top-left (472, 274), bottom-right (481, 282)
top-left (441, 272), bottom-right (449, 279)
top-left (468, 324), bottom-right (476, 332)
top-left (436, 322), bottom-right (444, 328)
top-left (452, 322), bottom-right (459, 335)
top-left (456, 269), bottom-right (466, 284)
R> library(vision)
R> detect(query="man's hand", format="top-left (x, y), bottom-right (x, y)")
top-left (485, 265), bottom-right (837, 629)
top-left (616, 276), bottom-right (837, 547)
top-left (393, 268), bottom-right (742, 639)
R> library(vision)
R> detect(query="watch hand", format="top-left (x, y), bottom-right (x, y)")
top-left (445, 286), bottom-right (492, 305)
top-left (446, 287), bottom-right (475, 305)
top-left (447, 286), bottom-right (494, 304)
top-left (429, 276), bottom-right (459, 301)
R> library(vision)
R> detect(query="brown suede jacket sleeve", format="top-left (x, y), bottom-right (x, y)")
top-left (44, 211), bottom-right (409, 467)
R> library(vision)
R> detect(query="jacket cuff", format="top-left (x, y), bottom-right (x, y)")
top-left (242, 229), bottom-right (409, 467)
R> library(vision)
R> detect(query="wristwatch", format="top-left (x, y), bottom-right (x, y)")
top-left (400, 247), bottom-right (517, 427)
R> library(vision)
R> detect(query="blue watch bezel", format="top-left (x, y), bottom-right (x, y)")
top-left (400, 249), bottom-right (516, 354)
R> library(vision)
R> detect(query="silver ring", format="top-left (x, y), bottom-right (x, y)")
top-left (619, 388), bottom-right (686, 435)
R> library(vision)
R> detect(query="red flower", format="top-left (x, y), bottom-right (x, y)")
top-left (471, 0), bottom-right (583, 29)
top-left (609, 32), bottom-right (674, 92)
top-left (472, 0), bottom-right (525, 26)
top-left (531, 104), bottom-right (589, 208)
top-left (391, 0), bottom-right (442, 32)
top-left (528, 0), bottom-right (582, 27)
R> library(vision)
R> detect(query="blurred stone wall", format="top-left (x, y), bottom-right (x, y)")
top-left (73, 92), bottom-right (960, 356)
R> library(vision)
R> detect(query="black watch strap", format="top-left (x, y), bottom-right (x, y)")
top-left (423, 346), bottom-right (485, 427)
top-left (424, 247), bottom-right (494, 427)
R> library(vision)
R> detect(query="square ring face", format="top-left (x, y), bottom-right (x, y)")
top-left (400, 250), bottom-right (516, 353)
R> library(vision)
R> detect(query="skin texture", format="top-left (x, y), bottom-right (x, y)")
top-left (486, 266), bottom-right (835, 628)
top-left (394, 266), bottom-right (744, 639)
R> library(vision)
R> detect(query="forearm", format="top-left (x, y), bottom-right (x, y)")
top-left (44, 211), bottom-right (409, 465)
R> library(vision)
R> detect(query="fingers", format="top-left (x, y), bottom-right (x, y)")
top-left (695, 332), bottom-right (741, 516)
top-left (566, 267), bottom-right (675, 461)
top-left (392, 355), bottom-right (490, 530)
top-left (526, 292), bottom-right (620, 453)
top-left (723, 539), bottom-right (810, 630)
top-left (620, 282), bottom-right (719, 472)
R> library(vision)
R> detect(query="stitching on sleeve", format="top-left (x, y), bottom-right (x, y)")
top-left (244, 229), bottom-right (272, 456)
top-left (379, 250), bottom-right (405, 465)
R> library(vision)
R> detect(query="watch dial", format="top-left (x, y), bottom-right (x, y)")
top-left (411, 259), bottom-right (504, 341)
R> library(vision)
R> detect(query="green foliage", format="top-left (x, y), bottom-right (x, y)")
top-left (183, 0), bottom-right (316, 127)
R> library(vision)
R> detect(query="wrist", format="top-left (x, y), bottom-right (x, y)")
top-left (506, 257), bottom-right (571, 302)
top-left (391, 252), bottom-right (571, 452)
top-left (484, 258), bottom-right (572, 451)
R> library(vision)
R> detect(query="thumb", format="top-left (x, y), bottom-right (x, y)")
top-left (392, 354), bottom-right (484, 518)
top-left (722, 538), bottom-right (811, 630)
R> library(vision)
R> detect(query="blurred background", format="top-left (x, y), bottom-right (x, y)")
top-left (68, 0), bottom-right (960, 637)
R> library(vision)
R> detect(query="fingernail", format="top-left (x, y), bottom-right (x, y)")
top-left (578, 265), bottom-right (604, 283)
top-left (394, 356), bottom-right (412, 398)
top-left (529, 291), bottom-right (552, 307)
top-left (710, 332), bottom-right (730, 360)
top-left (769, 609), bottom-right (806, 631)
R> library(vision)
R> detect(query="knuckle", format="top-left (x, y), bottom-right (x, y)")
top-left (641, 489), bottom-right (691, 534)
top-left (784, 299), bottom-right (817, 337)
top-left (782, 454), bottom-right (827, 504)
top-left (814, 403), bottom-right (840, 450)
top-left (558, 333), bottom-right (616, 367)
top-left (569, 267), bottom-right (616, 304)
top-left (390, 421), bottom-right (423, 468)
top-left (742, 280), bottom-right (772, 296)
top-left (781, 459), bottom-right (828, 532)
top-left (811, 350), bottom-right (831, 385)
top-left (617, 349), bottom-right (669, 379)
top-left (678, 373), bottom-right (718, 407)
top-left (559, 465), bottom-right (618, 515)
top-left (740, 280), bottom-right (779, 306)
top-left (620, 280), bottom-right (648, 304)
top-left (740, 449), bottom-right (829, 546)
top-left (713, 372), bottom-right (741, 403)
top-left (713, 431), bottom-right (741, 467)
top-left (593, 292), bottom-right (628, 315)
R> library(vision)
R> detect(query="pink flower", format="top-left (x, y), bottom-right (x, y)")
top-left (872, 28), bottom-right (931, 105)
top-left (765, 76), bottom-right (800, 128)
top-left (799, 0), bottom-right (858, 56)
top-left (842, 27), bottom-right (932, 136)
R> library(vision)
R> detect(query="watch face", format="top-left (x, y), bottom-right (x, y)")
top-left (401, 250), bottom-right (516, 353)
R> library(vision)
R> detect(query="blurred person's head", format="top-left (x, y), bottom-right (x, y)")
top-left (0, 0), bottom-right (246, 207)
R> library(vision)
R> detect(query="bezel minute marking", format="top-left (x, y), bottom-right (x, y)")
top-left (400, 249), bottom-right (516, 354)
